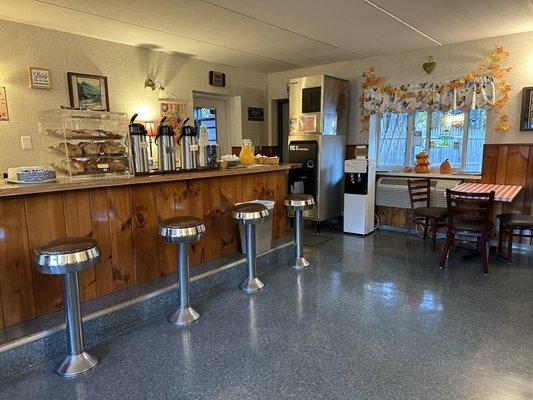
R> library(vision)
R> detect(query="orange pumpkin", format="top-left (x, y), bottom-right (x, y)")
top-left (440, 159), bottom-right (452, 174)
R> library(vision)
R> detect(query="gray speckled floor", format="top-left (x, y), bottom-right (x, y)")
top-left (1, 229), bottom-right (532, 400)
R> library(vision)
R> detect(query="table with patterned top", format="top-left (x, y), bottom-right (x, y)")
top-left (450, 182), bottom-right (523, 203)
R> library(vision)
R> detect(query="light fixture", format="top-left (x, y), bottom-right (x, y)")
top-left (144, 78), bottom-right (164, 91)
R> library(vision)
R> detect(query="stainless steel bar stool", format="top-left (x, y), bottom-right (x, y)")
top-left (34, 237), bottom-right (100, 378)
top-left (159, 216), bottom-right (206, 326)
top-left (233, 202), bottom-right (270, 293)
top-left (284, 194), bottom-right (315, 270)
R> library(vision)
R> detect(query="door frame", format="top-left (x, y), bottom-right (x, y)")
top-left (276, 98), bottom-right (289, 163)
top-left (192, 91), bottom-right (233, 155)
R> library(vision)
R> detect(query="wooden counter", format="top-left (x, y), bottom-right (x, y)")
top-left (0, 165), bottom-right (291, 328)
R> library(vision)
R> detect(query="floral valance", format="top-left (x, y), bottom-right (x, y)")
top-left (362, 76), bottom-right (496, 115)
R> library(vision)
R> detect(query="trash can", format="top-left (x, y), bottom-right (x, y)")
top-left (239, 199), bottom-right (275, 255)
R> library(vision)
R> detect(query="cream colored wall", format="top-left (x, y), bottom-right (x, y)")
top-left (268, 31), bottom-right (533, 145)
top-left (0, 20), bottom-right (268, 170)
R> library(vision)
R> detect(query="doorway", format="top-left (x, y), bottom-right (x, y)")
top-left (276, 99), bottom-right (289, 163)
top-left (193, 95), bottom-right (231, 155)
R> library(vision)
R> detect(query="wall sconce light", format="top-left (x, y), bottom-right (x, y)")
top-left (144, 78), bottom-right (164, 91)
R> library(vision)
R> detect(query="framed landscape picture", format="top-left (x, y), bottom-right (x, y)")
top-left (67, 72), bottom-right (109, 111)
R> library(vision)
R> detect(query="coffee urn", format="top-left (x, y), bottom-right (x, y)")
top-left (155, 116), bottom-right (178, 172)
top-left (128, 113), bottom-right (150, 174)
top-left (178, 118), bottom-right (199, 170)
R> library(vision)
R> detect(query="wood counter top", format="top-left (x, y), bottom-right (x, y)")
top-left (0, 164), bottom-right (294, 197)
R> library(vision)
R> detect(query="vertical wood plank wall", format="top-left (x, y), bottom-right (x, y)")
top-left (375, 144), bottom-right (533, 234)
top-left (0, 171), bottom-right (287, 329)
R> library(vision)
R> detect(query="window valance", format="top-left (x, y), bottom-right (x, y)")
top-left (362, 76), bottom-right (496, 115)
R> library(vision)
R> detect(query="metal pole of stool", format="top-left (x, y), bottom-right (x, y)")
top-left (63, 272), bottom-right (85, 356)
top-left (169, 241), bottom-right (199, 326)
top-left (291, 208), bottom-right (309, 270)
top-left (240, 222), bottom-right (264, 293)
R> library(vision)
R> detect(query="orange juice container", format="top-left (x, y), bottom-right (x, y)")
top-left (239, 139), bottom-right (255, 165)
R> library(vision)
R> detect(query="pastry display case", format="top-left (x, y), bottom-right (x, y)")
top-left (39, 109), bottom-right (133, 181)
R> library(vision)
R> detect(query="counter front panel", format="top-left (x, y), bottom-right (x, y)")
top-left (0, 169), bottom-right (288, 328)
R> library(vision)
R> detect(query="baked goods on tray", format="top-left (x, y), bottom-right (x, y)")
top-left (101, 142), bottom-right (126, 155)
top-left (56, 159), bottom-right (85, 174)
top-left (80, 142), bottom-right (101, 156)
top-left (52, 142), bottom-right (83, 157)
top-left (45, 128), bottom-right (122, 139)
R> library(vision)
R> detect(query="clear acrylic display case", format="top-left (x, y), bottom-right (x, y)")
top-left (39, 109), bottom-right (133, 181)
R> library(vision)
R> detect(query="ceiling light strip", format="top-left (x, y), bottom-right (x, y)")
top-left (35, 0), bottom-right (300, 68)
top-left (200, 0), bottom-right (365, 58)
top-left (363, 0), bottom-right (442, 46)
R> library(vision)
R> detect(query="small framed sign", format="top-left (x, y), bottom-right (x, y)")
top-left (247, 107), bottom-right (264, 121)
top-left (209, 71), bottom-right (225, 87)
top-left (28, 67), bottom-right (52, 89)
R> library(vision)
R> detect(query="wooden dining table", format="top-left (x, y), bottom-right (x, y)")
top-left (450, 182), bottom-right (523, 203)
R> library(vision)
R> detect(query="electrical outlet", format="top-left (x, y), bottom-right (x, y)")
top-left (21, 136), bottom-right (33, 150)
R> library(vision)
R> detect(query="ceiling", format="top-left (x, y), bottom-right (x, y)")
top-left (1, 0), bottom-right (533, 73)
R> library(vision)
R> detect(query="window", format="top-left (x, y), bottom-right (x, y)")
top-left (376, 109), bottom-right (486, 173)
top-left (193, 107), bottom-right (217, 141)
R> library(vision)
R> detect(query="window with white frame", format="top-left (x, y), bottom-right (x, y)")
top-left (376, 109), bottom-right (487, 173)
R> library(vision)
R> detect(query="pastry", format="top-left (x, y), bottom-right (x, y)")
top-left (101, 158), bottom-right (127, 172)
top-left (58, 159), bottom-right (85, 173)
top-left (54, 142), bottom-right (83, 157)
top-left (83, 160), bottom-right (100, 172)
top-left (101, 141), bottom-right (126, 155)
top-left (80, 142), bottom-right (102, 156)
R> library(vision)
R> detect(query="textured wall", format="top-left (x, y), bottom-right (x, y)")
top-left (0, 20), bottom-right (268, 170)
top-left (268, 31), bottom-right (533, 145)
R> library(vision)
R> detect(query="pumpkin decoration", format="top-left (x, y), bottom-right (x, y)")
top-left (440, 159), bottom-right (452, 174)
top-left (414, 151), bottom-right (430, 173)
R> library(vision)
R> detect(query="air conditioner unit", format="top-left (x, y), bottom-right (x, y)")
top-left (376, 177), bottom-right (461, 209)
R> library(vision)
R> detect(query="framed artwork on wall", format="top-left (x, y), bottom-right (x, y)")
top-left (67, 72), bottom-right (109, 111)
top-left (28, 67), bottom-right (52, 89)
top-left (0, 87), bottom-right (8, 121)
top-left (520, 87), bottom-right (533, 131)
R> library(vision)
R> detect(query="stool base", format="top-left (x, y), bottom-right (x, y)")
top-left (169, 307), bottom-right (200, 326)
top-left (239, 277), bottom-right (264, 293)
top-left (56, 351), bottom-right (98, 378)
top-left (290, 257), bottom-right (310, 270)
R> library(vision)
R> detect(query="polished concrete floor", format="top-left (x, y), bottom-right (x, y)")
top-left (1, 229), bottom-right (532, 399)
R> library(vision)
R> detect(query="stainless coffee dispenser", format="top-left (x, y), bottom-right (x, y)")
top-left (178, 118), bottom-right (199, 170)
top-left (128, 113), bottom-right (150, 174)
top-left (155, 116), bottom-right (178, 172)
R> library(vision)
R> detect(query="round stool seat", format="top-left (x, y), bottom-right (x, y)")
top-left (35, 237), bottom-right (100, 275)
top-left (284, 193), bottom-right (315, 210)
top-left (232, 202), bottom-right (269, 225)
top-left (497, 213), bottom-right (533, 228)
top-left (159, 216), bottom-right (206, 243)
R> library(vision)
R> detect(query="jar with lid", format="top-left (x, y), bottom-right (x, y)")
top-left (239, 139), bottom-right (255, 165)
top-left (204, 141), bottom-right (219, 169)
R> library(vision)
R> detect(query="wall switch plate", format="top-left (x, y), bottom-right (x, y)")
top-left (21, 136), bottom-right (33, 150)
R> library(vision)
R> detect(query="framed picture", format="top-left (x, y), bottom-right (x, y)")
top-left (519, 87), bottom-right (533, 131)
top-left (28, 67), bottom-right (52, 89)
top-left (0, 87), bottom-right (8, 121)
top-left (67, 72), bottom-right (109, 111)
top-left (247, 107), bottom-right (264, 121)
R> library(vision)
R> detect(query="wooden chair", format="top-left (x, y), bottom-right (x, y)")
top-left (440, 189), bottom-right (495, 274)
top-left (405, 178), bottom-right (448, 251)
top-left (496, 213), bottom-right (533, 263)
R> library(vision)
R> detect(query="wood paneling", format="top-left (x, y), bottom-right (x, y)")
top-left (89, 189), bottom-right (114, 296)
top-left (24, 193), bottom-right (66, 316)
top-left (0, 197), bottom-right (35, 326)
top-left (0, 170), bottom-right (289, 327)
top-left (63, 191), bottom-right (97, 301)
top-left (107, 187), bottom-right (134, 291)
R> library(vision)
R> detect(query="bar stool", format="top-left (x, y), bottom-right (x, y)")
top-left (159, 216), bottom-right (205, 326)
top-left (284, 194), bottom-right (315, 270)
top-left (233, 202), bottom-right (269, 293)
top-left (34, 237), bottom-right (100, 378)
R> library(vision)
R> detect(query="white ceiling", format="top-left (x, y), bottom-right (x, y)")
top-left (1, 0), bottom-right (532, 73)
